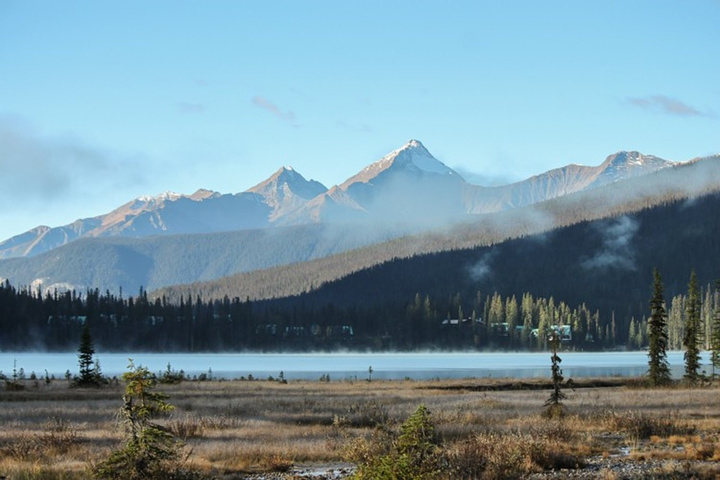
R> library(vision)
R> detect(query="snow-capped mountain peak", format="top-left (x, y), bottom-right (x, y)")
top-left (249, 166), bottom-right (327, 199)
top-left (395, 139), bottom-right (456, 175)
top-left (597, 151), bottom-right (674, 183)
top-left (343, 139), bottom-right (460, 188)
top-left (246, 166), bottom-right (327, 218)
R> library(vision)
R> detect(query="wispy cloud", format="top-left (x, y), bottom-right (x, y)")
top-left (0, 116), bottom-right (147, 205)
top-left (626, 95), bottom-right (712, 118)
top-left (177, 102), bottom-right (206, 114)
top-left (581, 216), bottom-right (639, 271)
top-left (453, 166), bottom-right (518, 186)
top-left (467, 251), bottom-right (497, 282)
top-left (252, 96), bottom-right (297, 125)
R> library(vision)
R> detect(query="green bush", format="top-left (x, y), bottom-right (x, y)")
top-left (351, 404), bottom-right (440, 480)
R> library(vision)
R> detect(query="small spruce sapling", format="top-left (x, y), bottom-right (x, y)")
top-left (95, 359), bottom-right (187, 479)
top-left (544, 330), bottom-right (567, 418)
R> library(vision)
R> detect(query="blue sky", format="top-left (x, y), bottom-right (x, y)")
top-left (0, 0), bottom-right (718, 241)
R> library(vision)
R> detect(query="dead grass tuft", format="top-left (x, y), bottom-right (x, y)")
top-left (332, 399), bottom-right (390, 428)
top-left (595, 409), bottom-right (695, 440)
top-left (168, 414), bottom-right (205, 440)
top-left (1, 417), bottom-right (80, 461)
top-left (445, 431), bottom-right (584, 478)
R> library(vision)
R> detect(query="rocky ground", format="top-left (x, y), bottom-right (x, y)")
top-left (240, 456), bottom-right (720, 479)
top-left (236, 462), bottom-right (354, 480)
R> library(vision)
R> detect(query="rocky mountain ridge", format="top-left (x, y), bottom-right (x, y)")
top-left (0, 140), bottom-right (679, 260)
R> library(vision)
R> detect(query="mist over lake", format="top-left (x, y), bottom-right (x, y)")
top-left (0, 351), bottom-right (707, 381)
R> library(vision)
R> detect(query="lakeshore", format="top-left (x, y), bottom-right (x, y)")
top-left (0, 350), bottom-right (708, 381)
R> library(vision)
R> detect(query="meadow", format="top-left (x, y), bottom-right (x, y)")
top-left (2, 376), bottom-right (720, 479)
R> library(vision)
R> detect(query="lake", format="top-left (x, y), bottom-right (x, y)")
top-left (0, 351), bottom-right (711, 381)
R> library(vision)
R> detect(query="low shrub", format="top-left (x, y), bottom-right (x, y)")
top-left (445, 431), bottom-right (583, 478)
top-left (333, 400), bottom-right (390, 428)
top-left (599, 410), bottom-right (695, 441)
top-left (0, 417), bottom-right (79, 460)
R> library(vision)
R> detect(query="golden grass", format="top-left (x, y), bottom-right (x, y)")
top-left (2, 377), bottom-right (720, 478)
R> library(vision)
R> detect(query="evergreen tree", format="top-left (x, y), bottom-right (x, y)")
top-left (76, 322), bottom-right (101, 386)
top-left (628, 318), bottom-right (637, 350)
top-left (668, 295), bottom-right (685, 350)
top-left (506, 295), bottom-right (519, 347)
top-left (95, 360), bottom-right (187, 479)
top-left (647, 269), bottom-right (671, 386)
top-left (544, 329), bottom-right (566, 418)
top-left (683, 270), bottom-right (702, 384)
top-left (710, 280), bottom-right (720, 377)
top-left (521, 293), bottom-right (534, 347)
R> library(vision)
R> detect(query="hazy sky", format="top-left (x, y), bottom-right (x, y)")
top-left (1, 1), bottom-right (718, 241)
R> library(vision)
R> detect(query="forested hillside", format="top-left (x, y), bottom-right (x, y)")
top-left (0, 223), bottom-right (396, 292)
top-left (157, 157), bottom-right (720, 303)
top-left (259, 191), bottom-right (720, 344)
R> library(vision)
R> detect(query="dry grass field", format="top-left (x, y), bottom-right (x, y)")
top-left (2, 376), bottom-right (720, 479)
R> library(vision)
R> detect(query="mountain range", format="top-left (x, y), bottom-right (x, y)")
top-left (0, 140), bottom-right (675, 259)
top-left (156, 155), bottom-right (720, 304)
top-left (0, 139), bottom-right (713, 295)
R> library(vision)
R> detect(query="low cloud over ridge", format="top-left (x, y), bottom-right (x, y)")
top-left (581, 216), bottom-right (640, 271)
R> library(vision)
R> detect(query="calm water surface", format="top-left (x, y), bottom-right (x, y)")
top-left (0, 351), bottom-right (708, 380)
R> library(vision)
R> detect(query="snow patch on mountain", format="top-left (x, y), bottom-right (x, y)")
top-left (594, 151), bottom-right (675, 186)
top-left (135, 191), bottom-right (183, 203)
top-left (343, 139), bottom-right (459, 188)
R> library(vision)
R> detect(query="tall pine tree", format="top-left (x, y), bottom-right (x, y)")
top-left (710, 280), bottom-right (720, 377)
top-left (683, 270), bottom-right (702, 384)
top-left (647, 268), bottom-right (671, 386)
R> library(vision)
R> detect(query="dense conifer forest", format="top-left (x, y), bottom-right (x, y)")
top-left (1, 272), bottom-right (718, 352)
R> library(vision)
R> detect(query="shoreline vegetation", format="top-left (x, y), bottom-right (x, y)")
top-left (3, 375), bottom-right (720, 479)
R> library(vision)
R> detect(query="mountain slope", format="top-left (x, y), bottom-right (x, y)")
top-left (247, 166), bottom-right (327, 220)
top-left (1, 140), bottom-right (675, 261)
top-left (0, 169), bottom-right (327, 259)
top-left (461, 151), bottom-right (675, 214)
top-left (279, 140), bottom-right (466, 226)
top-left (155, 155), bottom-right (720, 303)
top-left (0, 222), bottom-right (407, 293)
top-left (0, 142), bottom-right (700, 294)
